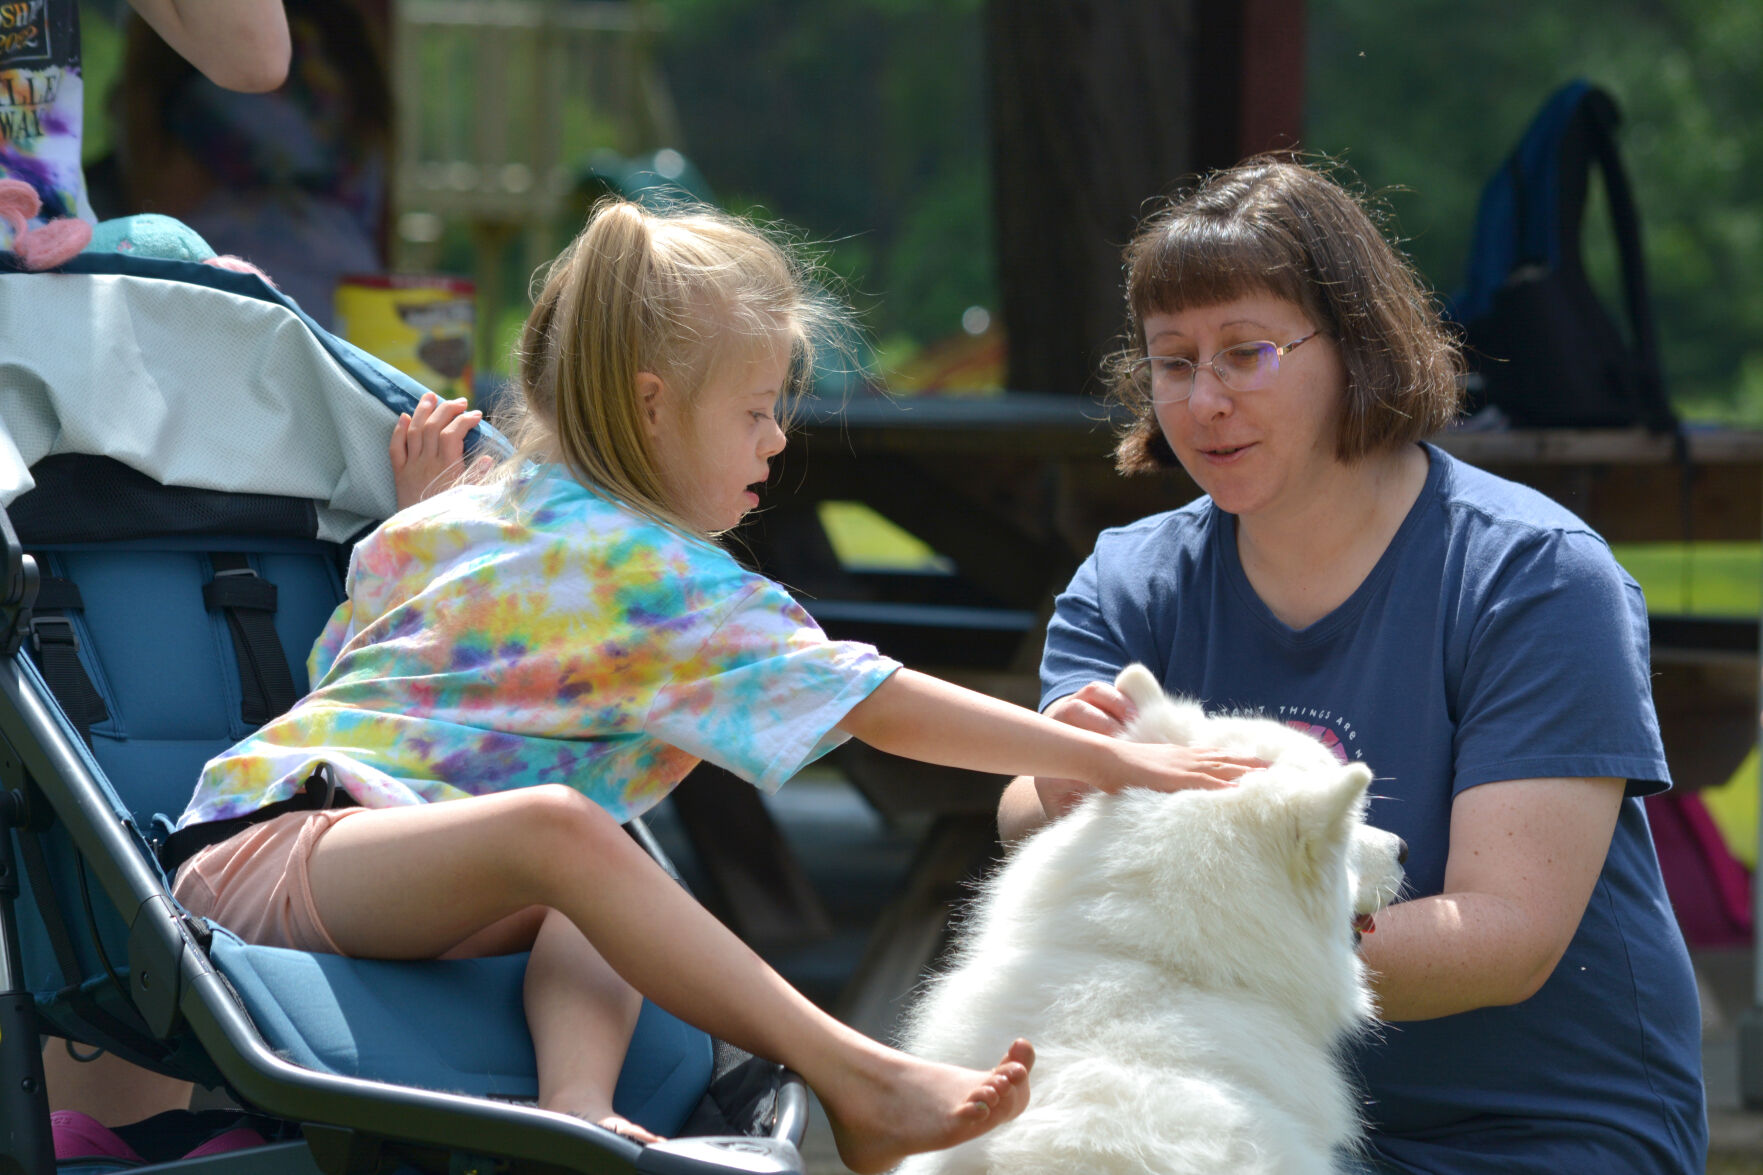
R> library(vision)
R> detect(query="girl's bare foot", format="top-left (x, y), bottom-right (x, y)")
top-left (820, 1039), bottom-right (1034, 1175)
top-left (554, 1103), bottom-right (664, 1146)
top-left (595, 1114), bottom-right (663, 1145)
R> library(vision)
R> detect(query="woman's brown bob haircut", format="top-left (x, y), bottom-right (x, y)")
top-left (1108, 156), bottom-right (1464, 474)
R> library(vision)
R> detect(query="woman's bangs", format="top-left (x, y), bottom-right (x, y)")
top-left (1131, 219), bottom-right (1309, 319)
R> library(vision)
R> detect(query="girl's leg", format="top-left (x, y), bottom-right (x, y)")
top-left (305, 786), bottom-right (1032, 1174)
top-left (431, 903), bottom-right (655, 1138)
top-left (41, 1045), bottom-right (192, 1122)
top-left (523, 908), bottom-right (658, 1142)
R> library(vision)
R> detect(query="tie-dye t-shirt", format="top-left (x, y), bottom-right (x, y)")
top-left (179, 464), bottom-right (900, 827)
top-left (0, 0), bottom-right (95, 236)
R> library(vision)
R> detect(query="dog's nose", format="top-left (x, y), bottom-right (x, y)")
top-left (1396, 838), bottom-right (1409, 866)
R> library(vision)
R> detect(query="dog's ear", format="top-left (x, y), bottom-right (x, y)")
top-left (1114, 663), bottom-right (1166, 711)
top-left (1293, 763), bottom-right (1373, 882)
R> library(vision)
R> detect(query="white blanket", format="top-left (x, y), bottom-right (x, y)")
top-left (0, 271), bottom-right (503, 541)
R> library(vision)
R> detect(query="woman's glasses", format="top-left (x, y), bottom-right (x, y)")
top-left (1130, 331), bottom-right (1320, 404)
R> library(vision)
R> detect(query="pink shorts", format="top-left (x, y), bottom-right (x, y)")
top-left (171, 808), bottom-right (367, 955)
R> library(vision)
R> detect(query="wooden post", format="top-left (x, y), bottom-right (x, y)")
top-left (987, 0), bottom-right (1197, 397)
top-left (987, 0), bottom-right (1308, 397)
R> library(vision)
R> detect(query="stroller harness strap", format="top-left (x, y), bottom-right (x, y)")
top-left (29, 572), bottom-right (109, 745)
top-left (203, 554), bottom-right (299, 727)
top-left (25, 552), bottom-right (305, 743)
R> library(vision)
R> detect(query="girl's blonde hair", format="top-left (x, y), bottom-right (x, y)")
top-left (497, 197), bottom-right (849, 530)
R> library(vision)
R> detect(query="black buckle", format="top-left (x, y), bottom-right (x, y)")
top-left (28, 613), bottom-right (76, 654)
top-left (204, 565), bottom-right (277, 611)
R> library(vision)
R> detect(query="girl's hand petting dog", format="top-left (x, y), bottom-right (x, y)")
top-left (1032, 680), bottom-right (1266, 822)
top-left (391, 392), bottom-right (493, 510)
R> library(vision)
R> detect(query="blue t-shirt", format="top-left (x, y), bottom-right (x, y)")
top-left (1041, 443), bottom-right (1705, 1173)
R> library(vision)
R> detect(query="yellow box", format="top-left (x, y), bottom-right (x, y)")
top-left (335, 274), bottom-right (476, 399)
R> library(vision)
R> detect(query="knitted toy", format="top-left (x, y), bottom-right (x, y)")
top-left (1, 178), bottom-right (276, 285)
top-left (0, 179), bottom-right (92, 269)
top-left (88, 212), bottom-right (219, 263)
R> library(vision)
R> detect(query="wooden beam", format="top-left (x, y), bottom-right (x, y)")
top-left (987, 0), bottom-right (1198, 396)
top-left (1238, 0), bottom-right (1307, 156)
top-left (668, 764), bottom-right (835, 950)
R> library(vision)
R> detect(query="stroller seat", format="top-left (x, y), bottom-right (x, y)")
top-left (0, 252), bottom-right (807, 1175)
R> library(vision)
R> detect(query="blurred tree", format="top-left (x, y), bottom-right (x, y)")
top-left (652, 0), bottom-right (994, 355)
top-left (987, 0), bottom-right (1197, 397)
top-left (645, 0), bottom-right (1758, 413)
top-left (1307, 0), bottom-right (1763, 418)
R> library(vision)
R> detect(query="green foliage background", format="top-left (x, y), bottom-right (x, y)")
top-left (649, 0), bottom-right (1762, 422)
top-left (650, 0), bottom-right (995, 356)
top-left (1305, 0), bottom-right (1763, 420)
top-left (78, 0), bottom-right (1763, 414)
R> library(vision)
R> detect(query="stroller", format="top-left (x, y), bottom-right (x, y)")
top-left (0, 251), bottom-right (809, 1175)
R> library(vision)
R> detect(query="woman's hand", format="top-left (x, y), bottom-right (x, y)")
top-left (1044, 680), bottom-right (1135, 735)
top-left (1022, 682), bottom-right (1133, 822)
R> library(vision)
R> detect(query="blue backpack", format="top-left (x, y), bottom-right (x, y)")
top-left (1447, 80), bottom-right (1676, 432)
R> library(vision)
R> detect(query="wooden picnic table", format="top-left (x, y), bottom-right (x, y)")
top-left (669, 392), bottom-right (1763, 1035)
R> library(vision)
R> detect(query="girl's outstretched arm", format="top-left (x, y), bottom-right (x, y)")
top-left (837, 669), bottom-right (1260, 813)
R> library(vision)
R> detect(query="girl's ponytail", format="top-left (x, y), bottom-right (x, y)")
top-left (498, 197), bottom-right (854, 531)
top-left (553, 201), bottom-right (674, 514)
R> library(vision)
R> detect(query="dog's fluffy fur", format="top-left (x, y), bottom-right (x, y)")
top-left (896, 664), bottom-right (1406, 1175)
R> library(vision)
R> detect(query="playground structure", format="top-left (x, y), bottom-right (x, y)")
top-left (388, 0), bottom-right (678, 372)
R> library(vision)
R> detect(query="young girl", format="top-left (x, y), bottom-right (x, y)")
top-left (163, 198), bottom-right (1258, 1173)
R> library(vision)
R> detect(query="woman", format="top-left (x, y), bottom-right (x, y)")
top-left (113, 0), bottom-right (389, 329)
top-left (998, 157), bottom-right (1705, 1172)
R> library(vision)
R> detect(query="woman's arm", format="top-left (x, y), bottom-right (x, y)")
top-left (999, 675), bottom-right (1628, 1015)
top-left (838, 669), bottom-right (1260, 800)
top-left (997, 776), bottom-right (1047, 845)
top-left (127, 0), bottom-right (291, 92)
top-left (1360, 775), bottom-right (1624, 1020)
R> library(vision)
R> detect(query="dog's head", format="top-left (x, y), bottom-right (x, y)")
top-left (1040, 664), bottom-right (1408, 1026)
top-left (1112, 665), bottom-right (1404, 919)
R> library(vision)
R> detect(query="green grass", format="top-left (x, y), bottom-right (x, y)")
top-left (817, 506), bottom-right (1763, 619)
top-left (817, 501), bottom-right (951, 572)
top-left (1611, 543), bottom-right (1763, 618)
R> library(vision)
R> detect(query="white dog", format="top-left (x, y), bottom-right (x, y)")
top-left (895, 664), bottom-right (1406, 1175)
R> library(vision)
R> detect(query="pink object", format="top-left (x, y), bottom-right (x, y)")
top-left (50, 1110), bottom-right (143, 1163)
top-left (181, 1126), bottom-right (268, 1158)
top-left (171, 807), bottom-right (365, 954)
top-left (0, 178), bottom-right (41, 239)
top-left (0, 178), bottom-right (37, 235)
top-left (0, 177), bottom-right (93, 270)
top-left (205, 254), bottom-right (278, 286)
top-left (15, 215), bottom-right (92, 269)
top-left (51, 1108), bottom-right (269, 1164)
top-left (1646, 791), bottom-right (1753, 947)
